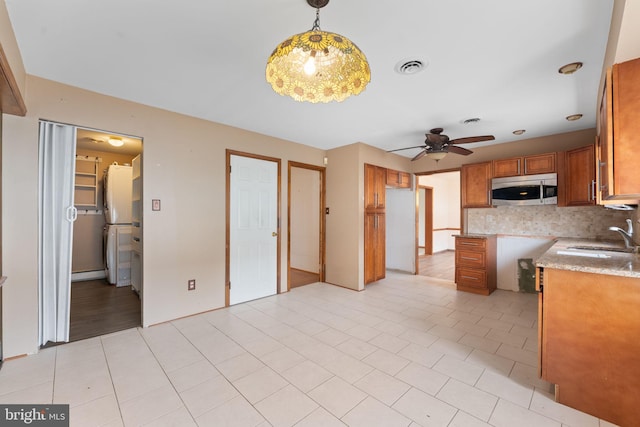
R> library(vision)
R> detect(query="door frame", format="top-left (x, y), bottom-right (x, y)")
top-left (287, 161), bottom-right (326, 290)
top-left (225, 150), bottom-right (281, 306)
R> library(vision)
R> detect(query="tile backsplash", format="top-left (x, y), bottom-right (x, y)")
top-left (467, 205), bottom-right (638, 242)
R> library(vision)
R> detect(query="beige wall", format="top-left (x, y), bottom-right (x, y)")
top-left (2, 76), bottom-right (325, 357)
top-left (0, 1), bottom-right (26, 100)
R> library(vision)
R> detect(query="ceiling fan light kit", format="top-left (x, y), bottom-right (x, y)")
top-left (265, 0), bottom-right (370, 103)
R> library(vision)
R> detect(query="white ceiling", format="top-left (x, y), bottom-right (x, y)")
top-left (5, 0), bottom-right (613, 158)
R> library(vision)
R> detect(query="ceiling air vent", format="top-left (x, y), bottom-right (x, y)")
top-left (395, 59), bottom-right (426, 75)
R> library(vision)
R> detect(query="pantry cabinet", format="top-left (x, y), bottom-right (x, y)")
top-left (598, 57), bottom-right (640, 202)
top-left (364, 164), bottom-right (386, 284)
top-left (461, 161), bottom-right (492, 208)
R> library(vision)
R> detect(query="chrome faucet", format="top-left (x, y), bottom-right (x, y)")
top-left (609, 219), bottom-right (635, 248)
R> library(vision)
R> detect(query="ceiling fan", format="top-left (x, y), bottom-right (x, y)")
top-left (388, 128), bottom-right (495, 161)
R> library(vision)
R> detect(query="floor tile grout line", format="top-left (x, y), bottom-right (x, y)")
top-left (99, 334), bottom-right (125, 425)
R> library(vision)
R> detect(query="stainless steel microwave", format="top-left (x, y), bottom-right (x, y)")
top-left (491, 173), bottom-right (558, 206)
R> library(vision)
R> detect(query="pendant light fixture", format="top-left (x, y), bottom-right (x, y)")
top-left (266, 0), bottom-right (370, 103)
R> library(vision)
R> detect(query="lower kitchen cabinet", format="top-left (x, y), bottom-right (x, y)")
top-left (454, 235), bottom-right (496, 295)
top-left (536, 267), bottom-right (640, 426)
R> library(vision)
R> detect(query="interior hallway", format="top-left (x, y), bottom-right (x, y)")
top-left (0, 272), bottom-right (607, 426)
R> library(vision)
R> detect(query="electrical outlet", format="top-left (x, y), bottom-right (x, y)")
top-left (188, 279), bottom-right (196, 291)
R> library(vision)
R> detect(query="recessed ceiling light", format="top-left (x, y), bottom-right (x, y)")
top-left (513, 129), bottom-right (526, 135)
top-left (558, 62), bottom-right (583, 75)
top-left (395, 58), bottom-right (427, 75)
top-left (566, 114), bottom-right (583, 121)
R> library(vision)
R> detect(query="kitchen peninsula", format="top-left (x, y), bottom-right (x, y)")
top-left (535, 239), bottom-right (640, 427)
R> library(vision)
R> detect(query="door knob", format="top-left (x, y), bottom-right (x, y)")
top-left (272, 232), bottom-right (278, 237)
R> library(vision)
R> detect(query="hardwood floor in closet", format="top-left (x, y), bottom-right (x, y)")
top-left (70, 279), bottom-right (141, 342)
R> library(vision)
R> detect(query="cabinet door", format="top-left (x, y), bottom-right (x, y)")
top-left (365, 164), bottom-right (386, 209)
top-left (611, 58), bottom-right (640, 198)
top-left (524, 153), bottom-right (556, 175)
top-left (492, 158), bottom-right (521, 178)
top-left (364, 212), bottom-right (385, 284)
top-left (461, 162), bottom-right (492, 208)
top-left (564, 145), bottom-right (595, 206)
top-left (598, 68), bottom-right (612, 200)
top-left (386, 169), bottom-right (411, 188)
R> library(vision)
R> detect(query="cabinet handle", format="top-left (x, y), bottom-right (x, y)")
top-left (374, 214), bottom-right (378, 229)
top-left (461, 256), bottom-right (478, 260)
top-left (461, 276), bottom-right (478, 280)
top-left (374, 193), bottom-right (378, 207)
top-left (591, 180), bottom-right (596, 201)
top-left (517, 159), bottom-right (522, 175)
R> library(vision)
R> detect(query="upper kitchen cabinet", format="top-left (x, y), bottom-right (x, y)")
top-left (558, 145), bottom-right (596, 207)
top-left (461, 161), bottom-right (492, 208)
top-left (492, 152), bottom-right (556, 178)
top-left (598, 57), bottom-right (640, 203)
top-left (365, 164), bottom-right (386, 210)
top-left (386, 168), bottom-right (411, 189)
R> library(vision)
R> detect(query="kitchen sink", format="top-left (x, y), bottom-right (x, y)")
top-left (567, 245), bottom-right (634, 253)
top-left (556, 250), bottom-right (612, 258)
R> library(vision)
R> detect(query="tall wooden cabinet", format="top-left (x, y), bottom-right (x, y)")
top-left (364, 164), bottom-right (386, 284)
top-left (598, 57), bottom-right (640, 202)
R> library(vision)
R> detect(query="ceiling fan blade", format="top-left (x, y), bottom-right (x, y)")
top-left (450, 135), bottom-right (495, 144)
top-left (448, 145), bottom-right (474, 156)
top-left (387, 145), bottom-right (426, 153)
top-left (411, 150), bottom-right (428, 161)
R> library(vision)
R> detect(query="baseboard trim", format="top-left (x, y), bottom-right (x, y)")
top-left (71, 270), bottom-right (106, 282)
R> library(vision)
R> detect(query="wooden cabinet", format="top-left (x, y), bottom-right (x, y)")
top-left (536, 267), bottom-right (640, 426)
top-left (454, 235), bottom-right (496, 295)
top-left (365, 164), bottom-right (386, 210)
top-left (598, 57), bottom-right (640, 202)
top-left (364, 164), bottom-right (386, 284)
top-left (386, 168), bottom-right (411, 188)
top-left (461, 162), bottom-right (492, 208)
top-left (364, 212), bottom-right (385, 284)
top-left (558, 145), bottom-right (596, 206)
top-left (492, 152), bottom-right (556, 178)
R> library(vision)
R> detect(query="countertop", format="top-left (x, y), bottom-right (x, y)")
top-left (535, 238), bottom-right (640, 278)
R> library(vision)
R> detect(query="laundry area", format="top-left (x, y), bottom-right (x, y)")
top-left (69, 128), bottom-right (143, 341)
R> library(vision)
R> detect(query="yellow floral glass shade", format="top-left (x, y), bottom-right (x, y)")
top-left (266, 30), bottom-right (370, 103)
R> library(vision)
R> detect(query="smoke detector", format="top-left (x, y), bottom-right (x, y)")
top-left (395, 58), bottom-right (427, 75)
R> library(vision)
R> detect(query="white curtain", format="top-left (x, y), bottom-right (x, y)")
top-left (38, 121), bottom-right (77, 345)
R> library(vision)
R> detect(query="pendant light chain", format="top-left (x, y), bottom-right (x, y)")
top-left (311, 8), bottom-right (321, 31)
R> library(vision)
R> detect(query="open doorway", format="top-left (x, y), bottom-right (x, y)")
top-left (288, 162), bottom-right (325, 289)
top-left (416, 171), bottom-right (460, 281)
top-left (69, 128), bottom-right (142, 342)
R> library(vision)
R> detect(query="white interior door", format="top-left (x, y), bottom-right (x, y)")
top-left (229, 155), bottom-right (278, 305)
top-left (38, 121), bottom-right (77, 345)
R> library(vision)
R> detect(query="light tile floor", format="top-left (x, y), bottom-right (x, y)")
top-left (0, 272), bottom-right (620, 427)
